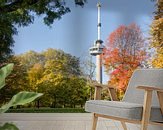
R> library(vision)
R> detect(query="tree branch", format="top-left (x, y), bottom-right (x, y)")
top-left (0, 0), bottom-right (40, 13)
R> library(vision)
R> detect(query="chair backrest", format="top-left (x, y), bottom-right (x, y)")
top-left (123, 69), bottom-right (163, 107)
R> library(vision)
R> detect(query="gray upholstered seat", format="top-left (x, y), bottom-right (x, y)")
top-left (85, 100), bottom-right (163, 122)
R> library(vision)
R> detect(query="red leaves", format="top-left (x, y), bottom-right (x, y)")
top-left (103, 23), bottom-right (147, 91)
top-left (108, 25), bottom-right (125, 46)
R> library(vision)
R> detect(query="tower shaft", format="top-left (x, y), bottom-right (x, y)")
top-left (97, 2), bottom-right (101, 40)
top-left (96, 2), bottom-right (102, 84)
top-left (96, 55), bottom-right (102, 83)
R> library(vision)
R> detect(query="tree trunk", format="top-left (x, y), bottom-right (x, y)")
top-left (37, 100), bottom-right (40, 109)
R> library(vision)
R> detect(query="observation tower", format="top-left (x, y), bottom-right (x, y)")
top-left (89, 1), bottom-right (104, 83)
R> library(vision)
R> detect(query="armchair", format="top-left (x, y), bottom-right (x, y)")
top-left (85, 69), bottom-right (163, 130)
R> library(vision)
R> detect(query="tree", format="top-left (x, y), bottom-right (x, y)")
top-left (38, 48), bottom-right (83, 107)
top-left (0, 64), bottom-right (42, 130)
top-left (150, 0), bottom-right (163, 68)
top-left (103, 23), bottom-right (147, 93)
top-left (80, 55), bottom-right (96, 99)
top-left (0, 56), bottom-right (28, 104)
top-left (67, 76), bottom-right (88, 108)
top-left (0, 0), bottom-right (86, 62)
top-left (18, 50), bottom-right (44, 69)
top-left (27, 63), bottom-right (44, 91)
top-left (2, 48), bottom-right (89, 107)
top-left (43, 48), bottom-right (81, 76)
top-left (80, 55), bottom-right (95, 80)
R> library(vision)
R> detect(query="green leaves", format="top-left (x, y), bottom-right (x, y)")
top-left (0, 64), bottom-right (43, 130)
top-left (0, 63), bottom-right (14, 89)
top-left (0, 91), bottom-right (43, 113)
top-left (0, 123), bottom-right (19, 130)
top-left (0, 0), bottom-right (86, 62)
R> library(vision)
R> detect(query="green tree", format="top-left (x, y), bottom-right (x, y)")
top-left (27, 63), bottom-right (44, 91)
top-left (43, 48), bottom-right (81, 76)
top-left (150, 0), bottom-right (163, 68)
top-left (18, 50), bottom-right (44, 69)
top-left (0, 64), bottom-right (42, 130)
top-left (0, 0), bottom-right (86, 62)
top-left (3, 48), bottom-right (89, 107)
top-left (69, 77), bottom-right (88, 108)
top-left (0, 56), bottom-right (28, 104)
top-left (39, 48), bottom-right (83, 107)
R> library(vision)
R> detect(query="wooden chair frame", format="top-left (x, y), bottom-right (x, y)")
top-left (91, 82), bottom-right (163, 130)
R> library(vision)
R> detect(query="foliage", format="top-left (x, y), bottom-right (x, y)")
top-left (2, 49), bottom-right (90, 108)
top-left (0, 123), bottom-right (19, 130)
top-left (0, 64), bottom-right (43, 130)
top-left (0, 0), bottom-right (86, 62)
top-left (0, 64), bottom-right (13, 89)
top-left (103, 23), bottom-right (147, 91)
top-left (17, 50), bottom-right (45, 70)
top-left (80, 55), bottom-right (96, 80)
top-left (150, 0), bottom-right (163, 68)
top-left (0, 57), bottom-right (28, 104)
top-left (80, 55), bottom-right (96, 100)
top-left (34, 49), bottom-right (88, 107)
top-left (7, 108), bottom-right (86, 113)
top-left (28, 63), bottom-right (44, 91)
top-left (0, 91), bottom-right (43, 113)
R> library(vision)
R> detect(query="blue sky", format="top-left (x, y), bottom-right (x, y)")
top-left (13, 0), bottom-right (155, 83)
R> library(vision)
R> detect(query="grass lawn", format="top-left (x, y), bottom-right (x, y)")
top-left (6, 108), bottom-right (86, 113)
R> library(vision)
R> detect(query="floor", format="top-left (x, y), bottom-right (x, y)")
top-left (0, 113), bottom-right (139, 130)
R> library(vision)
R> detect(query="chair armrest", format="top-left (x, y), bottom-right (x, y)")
top-left (137, 86), bottom-right (163, 92)
top-left (137, 86), bottom-right (163, 122)
top-left (88, 80), bottom-right (117, 100)
top-left (89, 80), bottom-right (107, 100)
top-left (89, 80), bottom-right (114, 89)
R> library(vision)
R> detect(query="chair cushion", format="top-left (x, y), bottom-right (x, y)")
top-left (85, 100), bottom-right (163, 122)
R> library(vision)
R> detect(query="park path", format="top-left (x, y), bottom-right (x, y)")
top-left (0, 113), bottom-right (138, 130)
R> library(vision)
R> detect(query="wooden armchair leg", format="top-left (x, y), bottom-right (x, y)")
top-left (121, 121), bottom-right (127, 130)
top-left (141, 90), bottom-right (152, 130)
top-left (92, 113), bottom-right (98, 130)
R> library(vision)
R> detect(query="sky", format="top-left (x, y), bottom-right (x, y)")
top-left (13, 0), bottom-right (155, 83)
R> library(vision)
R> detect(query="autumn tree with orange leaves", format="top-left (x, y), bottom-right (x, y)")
top-left (103, 24), bottom-right (147, 94)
